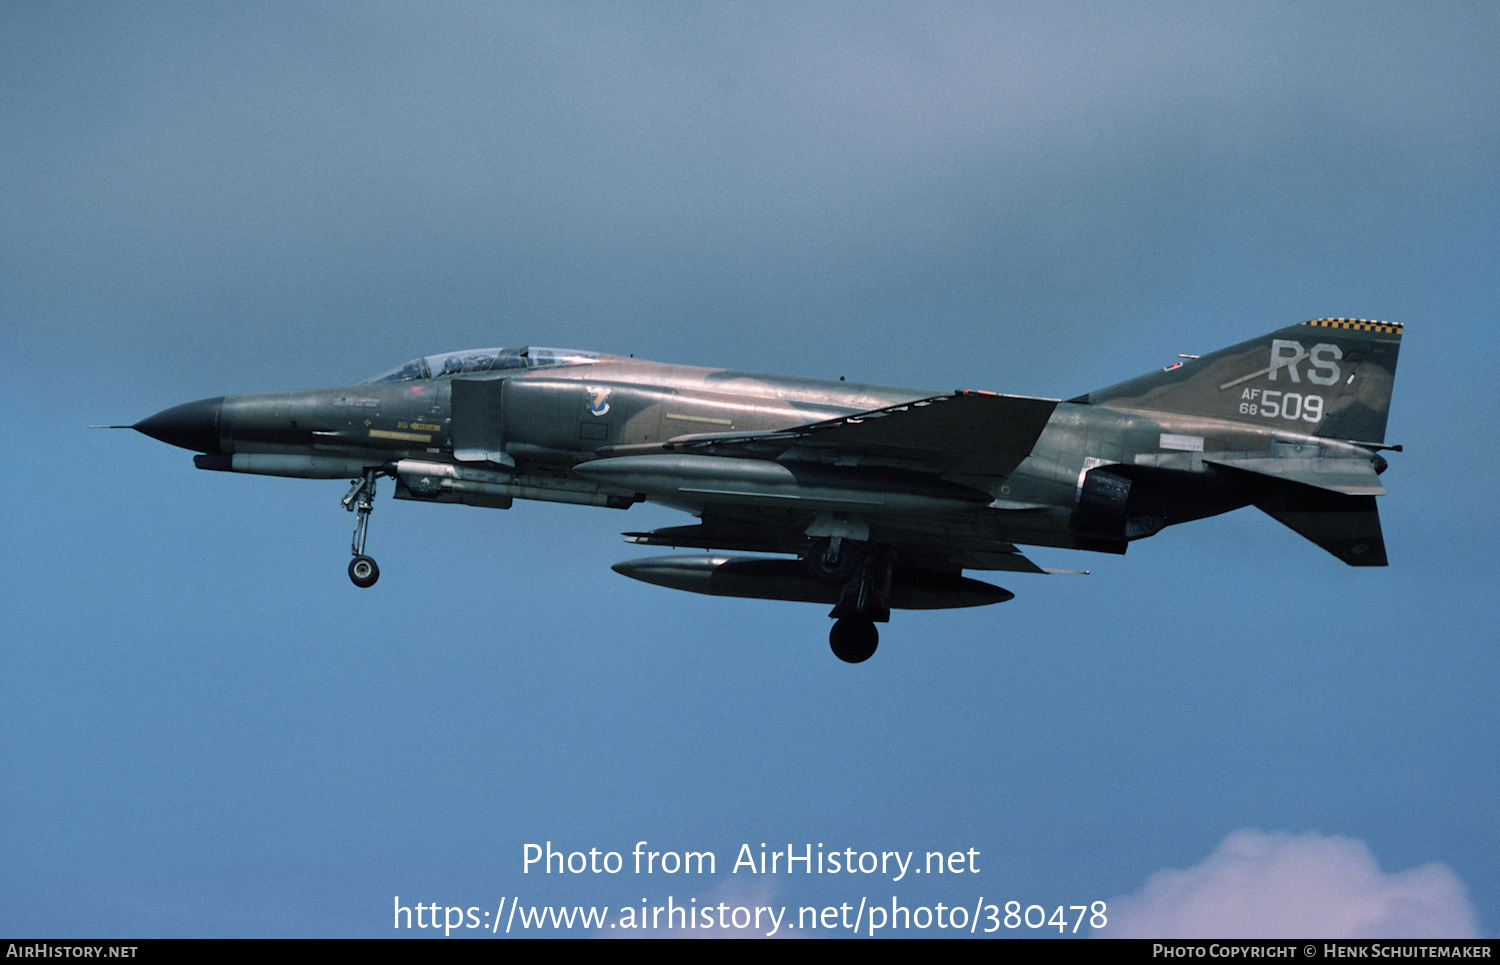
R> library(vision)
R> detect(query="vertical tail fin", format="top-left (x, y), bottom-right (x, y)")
top-left (1084, 319), bottom-right (1402, 444)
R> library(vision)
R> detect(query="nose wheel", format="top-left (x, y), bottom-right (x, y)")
top-left (342, 468), bottom-right (384, 587)
top-left (348, 555), bottom-right (379, 588)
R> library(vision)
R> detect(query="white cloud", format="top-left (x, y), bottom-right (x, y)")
top-left (1101, 830), bottom-right (1480, 939)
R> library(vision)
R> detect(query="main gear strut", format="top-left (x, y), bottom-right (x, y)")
top-left (827, 547), bottom-right (893, 663)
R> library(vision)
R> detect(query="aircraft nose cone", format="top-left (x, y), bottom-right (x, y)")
top-left (134, 396), bottom-right (225, 453)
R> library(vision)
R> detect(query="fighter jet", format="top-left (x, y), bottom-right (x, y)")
top-left (126, 319), bottom-right (1401, 662)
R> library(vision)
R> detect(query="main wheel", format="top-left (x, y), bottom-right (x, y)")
top-left (829, 618), bottom-right (878, 663)
top-left (806, 537), bottom-right (863, 586)
top-left (348, 555), bottom-right (380, 588)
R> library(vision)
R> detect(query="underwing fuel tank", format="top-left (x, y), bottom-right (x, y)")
top-left (612, 555), bottom-right (1015, 610)
top-left (573, 454), bottom-right (991, 512)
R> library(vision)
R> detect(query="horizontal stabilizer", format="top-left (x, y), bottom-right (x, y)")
top-left (1254, 483), bottom-right (1388, 566)
top-left (1204, 453), bottom-right (1385, 496)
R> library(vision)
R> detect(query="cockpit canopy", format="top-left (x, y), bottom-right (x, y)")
top-left (360, 346), bottom-right (599, 384)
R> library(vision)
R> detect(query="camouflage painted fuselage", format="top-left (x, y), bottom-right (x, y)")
top-left (138, 319), bottom-right (1399, 578)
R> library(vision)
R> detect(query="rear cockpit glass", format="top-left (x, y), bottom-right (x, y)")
top-left (360, 347), bottom-right (598, 384)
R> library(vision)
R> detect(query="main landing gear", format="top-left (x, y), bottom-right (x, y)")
top-left (342, 467), bottom-right (385, 588)
top-left (829, 617), bottom-right (878, 663)
top-left (823, 545), bottom-right (891, 664)
top-left (806, 535), bottom-right (863, 585)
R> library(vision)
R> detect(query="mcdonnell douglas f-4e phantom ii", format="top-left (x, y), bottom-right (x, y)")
top-left (126, 319), bottom-right (1401, 662)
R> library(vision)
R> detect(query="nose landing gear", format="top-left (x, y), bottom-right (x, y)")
top-left (342, 468), bottom-right (385, 587)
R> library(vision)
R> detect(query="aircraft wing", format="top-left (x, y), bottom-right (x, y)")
top-left (611, 392), bottom-right (1063, 573)
top-left (659, 391), bottom-right (1060, 488)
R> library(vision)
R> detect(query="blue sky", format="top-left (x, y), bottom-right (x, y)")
top-left (2, 3), bottom-right (1496, 938)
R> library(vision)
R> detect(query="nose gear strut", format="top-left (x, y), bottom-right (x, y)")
top-left (342, 467), bottom-right (385, 587)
